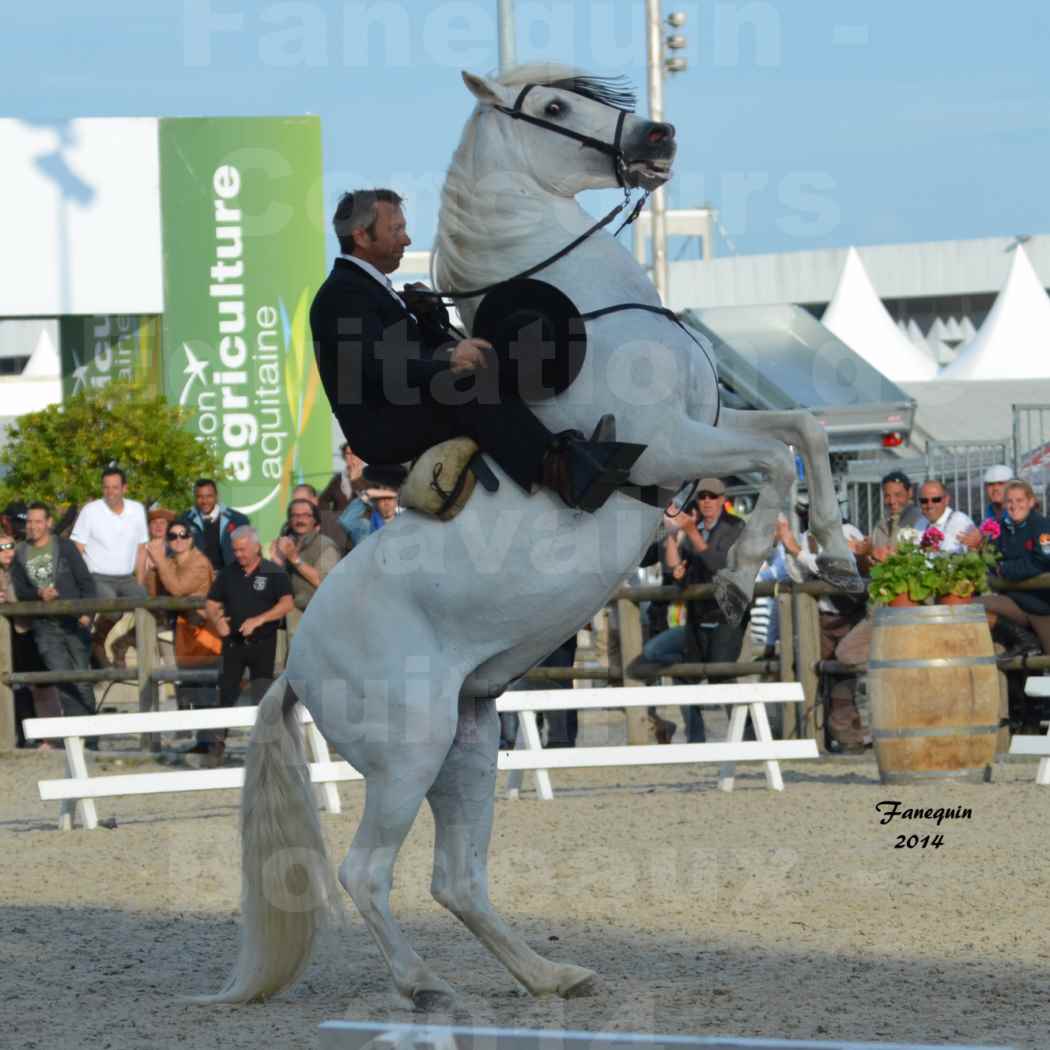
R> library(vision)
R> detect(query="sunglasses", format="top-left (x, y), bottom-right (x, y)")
top-left (918, 497), bottom-right (944, 504)
top-left (0, 542), bottom-right (14, 551)
top-left (167, 530), bottom-right (190, 540)
top-left (696, 491), bottom-right (722, 500)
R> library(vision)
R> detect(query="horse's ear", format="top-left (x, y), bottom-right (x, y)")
top-left (462, 71), bottom-right (504, 106)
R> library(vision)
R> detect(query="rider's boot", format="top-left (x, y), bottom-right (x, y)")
top-left (541, 415), bottom-right (646, 513)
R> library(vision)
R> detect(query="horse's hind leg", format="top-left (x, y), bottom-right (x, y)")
top-left (427, 696), bottom-right (597, 998)
top-left (718, 407), bottom-right (863, 590)
top-left (335, 715), bottom-right (460, 1010)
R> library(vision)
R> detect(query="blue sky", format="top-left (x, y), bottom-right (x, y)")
top-left (4, 0), bottom-right (1048, 261)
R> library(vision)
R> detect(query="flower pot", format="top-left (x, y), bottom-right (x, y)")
top-left (888, 593), bottom-right (917, 607)
top-left (939, 594), bottom-right (973, 606)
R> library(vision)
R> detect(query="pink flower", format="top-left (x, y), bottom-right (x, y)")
top-left (980, 518), bottom-right (1001, 539)
top-left (921, 525), bottom-right (945, 549)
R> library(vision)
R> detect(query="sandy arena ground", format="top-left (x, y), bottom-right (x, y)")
top-left (2, 706), bottom-right (1048, 1050)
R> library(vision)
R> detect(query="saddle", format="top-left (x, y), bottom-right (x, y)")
top-left (400, 438), bottom-right (500, 521)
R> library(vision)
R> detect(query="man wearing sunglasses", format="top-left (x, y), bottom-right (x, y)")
top-left (916, 479), bottom-right (974, 553)
top-left (627, 478), bottom-right (745, 743)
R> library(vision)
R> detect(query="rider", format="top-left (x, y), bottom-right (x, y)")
top-left (310, 188), bottom-right (636, 513)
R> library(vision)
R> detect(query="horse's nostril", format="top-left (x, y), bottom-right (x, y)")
top-left (647, 123), bottom-right (674, 145)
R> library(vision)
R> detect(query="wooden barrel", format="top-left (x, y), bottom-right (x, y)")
top-left (868, 604), bottom-right (1000, 784)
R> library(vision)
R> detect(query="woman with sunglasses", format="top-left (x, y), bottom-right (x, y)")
top-left (0, 530), bottom-right (63, 747)
top-left (146, 522), bottom-right (222, 763)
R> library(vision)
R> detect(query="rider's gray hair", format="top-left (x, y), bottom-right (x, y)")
top-left (230, 525), bottom-right (260, 547)
top-left (333, 188), bottom-right (404, 254)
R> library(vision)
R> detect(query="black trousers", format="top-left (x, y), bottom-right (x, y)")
top-left (219, 634), bottom-right (279, 708)
top-left (335, 387), bottom-right (554, 493)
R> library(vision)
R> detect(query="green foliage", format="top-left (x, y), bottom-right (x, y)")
top-left (869, 542), bottom-right (1000, 606)
top-left (0, 381), bottom-right (225, 511)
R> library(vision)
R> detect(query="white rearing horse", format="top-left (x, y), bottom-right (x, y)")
top-left (200, 64), bottom-right (859, 1011)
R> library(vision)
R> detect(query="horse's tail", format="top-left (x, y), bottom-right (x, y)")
top-left (194, 676), bottom-right (340, 1004)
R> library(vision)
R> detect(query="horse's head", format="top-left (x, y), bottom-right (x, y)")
top-left (462, 69), bottom-right (676, 195)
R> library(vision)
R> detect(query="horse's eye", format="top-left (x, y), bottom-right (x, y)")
top-left (545, 100), bottom-right (563, 117)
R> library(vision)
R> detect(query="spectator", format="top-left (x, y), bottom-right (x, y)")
top-left (146, 520), bottom-right (221, 763)
top-left (269, 498), bottom-right (341, 641)
top-left (340, 485), bottom-right (400, 549)
top-left (0, 528), bottom-right (62, 747)
top-left (979, 480), bottom-right (1050, 655)
top-left (180, 478), bottom-right (250, 571)
top-left (135, 506), bottom-right (179, 696)
top-left (70, 466), bottom-right (148, 668)
top-left (291, 482), bottom-right (351, 553)
top-left (626, 478), bottom-right (746, 743)
top-left (319, 442), bottom-right (368, 514)
top-left (961, 465), bottom-right (1013, 550)
top-left (852, 470), bottom-right (928, 569)
top-left (916, 480), bottom-right (975, 553)
top-left (778, 515), bottom-right (868, 752)
top-left (11, 502), bottom-right (98, 725)
top-left (2, 501), bottom-right (27, 542)
top-left (204, 527), bottom-right (294, 766)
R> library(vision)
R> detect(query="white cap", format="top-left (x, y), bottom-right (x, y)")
top-left (983, 465), bottom-right (1012, 484)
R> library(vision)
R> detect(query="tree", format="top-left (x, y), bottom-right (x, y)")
top-left (0, 382), bottom-right (225, 511)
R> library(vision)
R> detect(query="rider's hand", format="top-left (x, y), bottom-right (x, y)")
top-left (450, 338), bottom-right (491, 373)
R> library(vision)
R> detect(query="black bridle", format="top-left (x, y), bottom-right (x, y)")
top-left (495, 83), bottom-right (632, 190)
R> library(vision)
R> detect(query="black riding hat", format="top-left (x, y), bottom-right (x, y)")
top-left (471, 278), bottom-right (587, 402)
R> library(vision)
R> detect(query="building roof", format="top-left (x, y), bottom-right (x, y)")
top-left (668, 233), bottom-right (1050, 311)
top-left (821, 248), bottom-right (938, 382)
top-left (941, 244), bottom-right (1050, 380)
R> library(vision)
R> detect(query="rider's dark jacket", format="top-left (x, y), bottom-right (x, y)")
top-left (310, 257), bottom-right (550, 491)
top-left (996, 509), bottom-right (1050, 616)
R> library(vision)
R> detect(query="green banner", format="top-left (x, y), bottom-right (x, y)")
top-left (158, 116), bottom-right (330, 542)
top-left (59, 315), bottom-right (162, 399)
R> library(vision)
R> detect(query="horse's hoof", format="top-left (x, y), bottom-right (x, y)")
top-left (816, 556), bottom-right (866, 593)
top-left (411, 988), bottom-right (457, 1013)
top-left (714, 573), bottom-right (750, 625)
top-left (559, 968), bottom-right (600, 999)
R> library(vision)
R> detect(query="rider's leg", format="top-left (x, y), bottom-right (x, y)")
top-left (427, 696), bottom-right (597, 998)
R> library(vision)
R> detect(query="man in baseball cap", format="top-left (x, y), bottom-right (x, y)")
top-left (961, 465), bottom-right (1013, 550)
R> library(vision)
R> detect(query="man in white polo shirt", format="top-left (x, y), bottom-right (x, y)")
top-left (71, 466), bottom-right (149, 665)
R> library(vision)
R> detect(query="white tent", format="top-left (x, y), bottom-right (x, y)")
top-left (942, 244), bottom-right (1050, 379)
top-left (906, 318), bottom-right (926, 349)
top-left (928, 317), bottom-right (950, 343)
top-left (926, 329), bottom-right (953, 366)
top-left (944, 316), bottom-right (963, 342)
top-left (959, 316), bottom-right (978, 341)
top-left (822, 248), bottom-right (938, 381)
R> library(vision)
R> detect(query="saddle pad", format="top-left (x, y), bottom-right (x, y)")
top-left (401, 438), bottom-right (480, 521)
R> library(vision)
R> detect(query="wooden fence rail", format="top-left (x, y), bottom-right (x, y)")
top-left (3, 575), bottom-right (1048, 753)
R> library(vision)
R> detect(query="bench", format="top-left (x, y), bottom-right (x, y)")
top-left (495, 682), bottom-right (815, 800)
top-left (25, 682), bottom-right (815, 830)
top-left (1007, 676), bottom-right (1050, 784)
top-left (23, 706), bottom-right (351, 830)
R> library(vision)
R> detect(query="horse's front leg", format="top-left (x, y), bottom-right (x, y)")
top-left (717, 407), bottom-right (863, 591)
top-left (427, 696), bottom-right (598, 999)
top-left (631, 418), bottom-right (798, 622)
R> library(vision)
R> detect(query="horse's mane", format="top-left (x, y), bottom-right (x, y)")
top-left (433, 65), bottom-right (634, 300)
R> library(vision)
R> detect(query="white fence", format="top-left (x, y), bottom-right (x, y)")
top-left (25, 682), bottom-right (816, 829)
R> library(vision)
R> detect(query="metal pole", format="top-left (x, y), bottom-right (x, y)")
top-left (497, 0), bottom-right (516, 73)
top-left (645, 0), bottom-right (670, 303)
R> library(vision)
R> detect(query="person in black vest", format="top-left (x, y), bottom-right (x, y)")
top-left (203, 526), bottom-right (294, 767)
top-left (309, 188), bottom-right (636, 513)
top-left (179, 479), bottom-right (250, 571)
